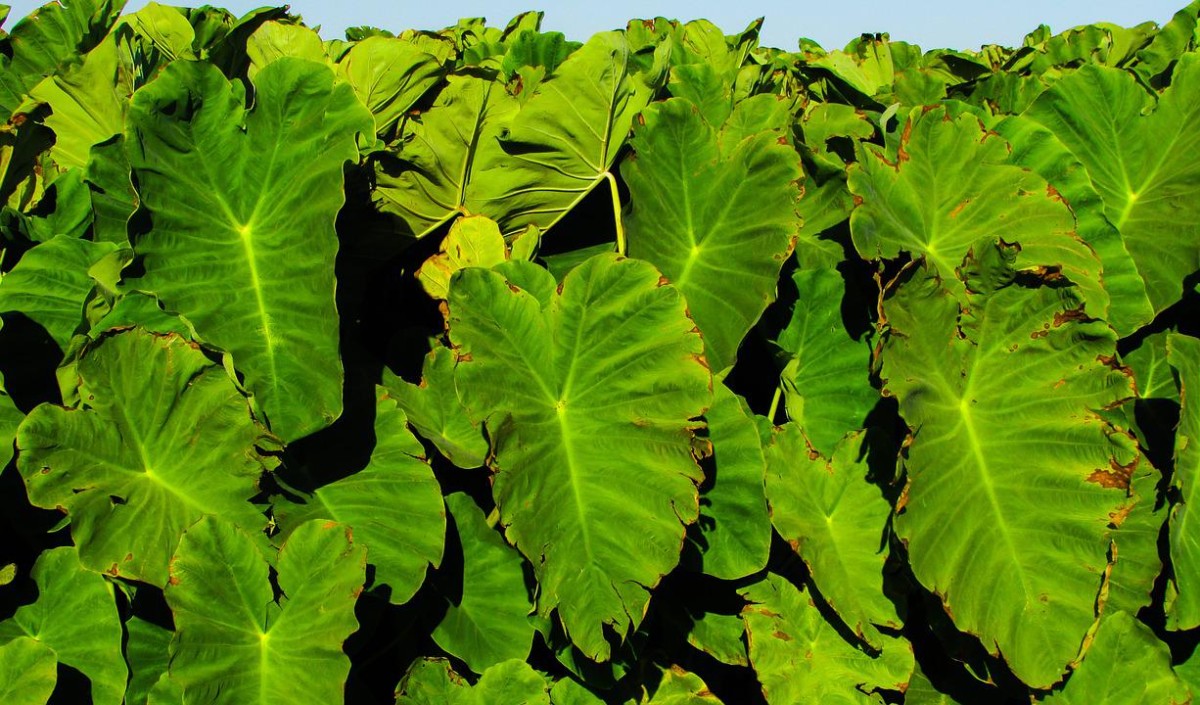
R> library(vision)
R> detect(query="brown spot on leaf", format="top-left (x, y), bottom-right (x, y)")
top-left (948, 199), bottom-right (970, 218)
top-left (1053, 308), bottom-right (1089, 327)
top-left (556, 281), bottom-right (565, 295)
top-left (1086, 457), bottom-right (1134, 490)
top-left (506, 283), bottom-right (521, 294)
top-left (852, 194), bottom-right (864, 207)
top-left (657, 275), bottom-right (671, 287)
top-left (106, 564), bottom-right (120, 577)
top-left (773, 631), bottom-right (792, 641)
top-left (124, 553), bottom-right (133, 562)
top-left (1047, 183), bottom-right (1065, 204)
top-left (776, 135), bottom-right (788, 146)
top-left (322, 520), bottom-right (338, 529)
top-left (168, 576), bottom-right (180, 586)
top-left (897, 121), bottom-right (913, 162)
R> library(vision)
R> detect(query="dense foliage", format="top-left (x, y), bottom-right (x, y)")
top-left (0, 1), bottom-right (1199, 702)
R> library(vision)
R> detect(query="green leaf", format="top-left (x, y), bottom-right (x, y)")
top-left (84, 135), bottom-right (137, 244)
top-left (0, 236), bottom-right (121, 350)
top-left (337, 35), bottom-right (446, 137)
top-left (1167, 333), bottom-right (1200, 630)
top-left (16, 329), bottom-right (268, 586)
top-left (883, 251), bottom-right (1138, 687)
top-left (126, 57), bottom-right (372, 441)
top-left (433, 493), bottom-right (536, 673)
top-left (686, 612), bottom-right (747, 667)
top-left (623, 96), bottom-right (800, 373)
top-left (473, 31), bottom-right (656, 235)
top-left (0, 547), bottom-right (126, 705)
top-left (124, 616), bottom-right (173, 705)
top-left (29, 34), bottom-right (128, 171)
top-left (993, 114), bottom-right (1153, 335)
top-left (274, 390), bottom-right (444, 605)
top-left (417, 214), bottom-right (514, 300)
top-left (447, 254), bottom-right (711, 660)
top-left (741, 574), bottom-right (914, 704)
top-left (765, 425), bottom-right (899, 648)
top-left (0, 636), bottom-right (57, 705)
top-left (1025, 54), bottom-right (1200, 315)
top-left (849, 106), bottom-right (1105, 317)
top-left (244, 21), bottom-right (328, 78)
top-left (395, 658), bottom-right (552, 705)
top-left (165, 517), bottom-right (366, 704)
top-left (644, 667), bottom-right (719, 703)
top-left (1042, 611), bottom-right (1188, 704)
top-left (773, 269), bottom-right (877, 455)
top-left (372, 74), bottom-right (518, 238)
top-left (692, 383), bottom-right (770, 579)
top-left (0, 0), bottom-right (124, 118)
top-left (384, 345), bottom-right (488, 469)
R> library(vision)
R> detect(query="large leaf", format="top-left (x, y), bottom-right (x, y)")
top-left (741, 574), bottom-right (914, 704)
top-left (1042, 611), bottom-right (1189, 704)
top-left (1167, 333), bottom-right (1200, 630)
top-left (691, 383), bottom-right (771, 580)
top-left (446, 254), bottom-right (711, 660)
top-left (0, 0), bottom-right (124, 118)
top-left (125, 57), bottom-right (372, 441)
top-left (993, 114), bottom-right (1153, 335)
top-left (1025, 54), bottom-right (1200, 315)
top-left (0, 636), bottom-right (57, 705)
top-left (849, 106), bottom-right (1105, 316)
top-left (772, 268), bottom-right (877, 455)
top-left (471, 31), bottom-right (657, 235)
top-left (622, 96), bottom-right (800, 373)
top-left (336, 35), bottom-right (446, 137)
top-left (0, 236), bottom-right (122, 350)
top-left (384, 345), bottom-right (488, 469)
top-left (432, 493), bottom-right (536, 673)
top-left (165, 517), bottom-right (365, 704)
top-left (372, 74), bottom-right (518, 238)
top-left (0, 547), bottom-right (126, 705)
top-left (395, 658), bottom-right (551, 705)
top-left (765, 425), bottom-right (899, 649)
top-left (16, 329), bottom-right (268, 586)
top-left (29, 33), bottom-right (129, 170)
top-left (883, 249), bottom-right (1138, 687)
top-left (273, 390), bottom-right (445, 605)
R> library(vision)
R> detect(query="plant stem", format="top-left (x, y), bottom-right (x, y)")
top-left (603, 171), bottom-right (626, 256)
top-left (485, 507), bottom-right (500, 529)
top-left (767, 385), bottom-right (783, 425)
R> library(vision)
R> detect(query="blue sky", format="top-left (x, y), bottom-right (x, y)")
top-left (4, 0), bottom-right (1192, 50)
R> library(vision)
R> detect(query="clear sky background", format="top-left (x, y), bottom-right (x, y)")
top-left (3, 0), bottom-right (1192, 51)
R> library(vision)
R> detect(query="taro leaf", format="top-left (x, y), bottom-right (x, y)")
top-left (124, 616), bottom-right (173, 705)
top-left (471, 31), bottom-right (656, 235)
top-left (741, 573), bottom-right (914, 704)
top-left (395, 658), bottom-right (551, 705)
top-left (1042, 611), bottom-right (1189, 704)
top-left (1129, 332), bottom-right (1181, 403)
top-left (16, 329), bottom-right (268, 586)
top-left (1134, 1), bottom-right (1200, 83)
top-left (993, 114), bottom-right (1152, 335)
top-left (244, 21), bottom-right (328, 78)
top-left (432, 493), bottom-right (536, 673)
top-left (85, 135), bottom-right (137, 244)
top-left (772, 268), bottom-right (877, 455)
top-left (1105, 462), bottom-right (1166, 616)
top-left (849, 106), bottom-right (1105, 317)
top-left (692, 383), bottom-right (770, 580)
top-left (645, 666), bottom-right (719, 703)
top-left (89, 291), bottom-right (190, 339)
top-left (623, 96), bottom-right (800, 374)
top-left (272, 390), bottom-right (444, 605)
top-left (384, 346), bottom-right (488, 469)
top-left (764, 425), bottom-right (899, 649)
top-left (29, 34), bottom-right (129, 171)
top-left (0, 547), bottom-right (126, 705)
top-left (549, 678), bottom-right (606, 705)
top-left (417, 215), bottom-right (512, 300)
top-left (126, 57), bottom-right (372, 441)
top-left (0, 636), bottom-right (57, 705)
top-left (165, 517), bottom-right (364, 704)
top-left (0, 0), bottom-right (124, 118)
top-left (337, 36), bottom-right (446, 137)
top-left (882, 251), bottom-right (1138, 687)
top-left (1025, 54), bottom-right (1200, 316)
top-left (372, 75), bottom-right (518, 238)
top-left (0, 236), bottom-right (122, 350)
top-left (1167, 333), bottom-right (1200, 630)
top-left (686, 612), bottom-right (747, 667)
top-left (905, 665), bottom-right (955, 705)
top-left (0, 346), bottom-right (20, 469)
top-left (446, 254), bottom-right (711, 660)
